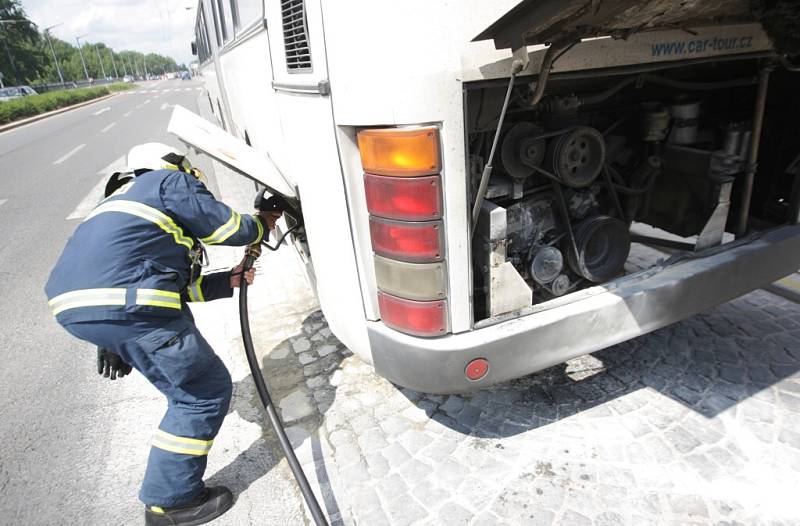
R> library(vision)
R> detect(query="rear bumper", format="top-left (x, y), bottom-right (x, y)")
top-left (368, 224), bottom-right (800, 394)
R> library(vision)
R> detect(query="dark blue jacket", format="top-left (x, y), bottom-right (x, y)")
top-left (45, 169), bottom-right (264, 325)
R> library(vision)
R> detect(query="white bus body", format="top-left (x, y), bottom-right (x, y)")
top-left (181, 0), bottom-right (800, 393)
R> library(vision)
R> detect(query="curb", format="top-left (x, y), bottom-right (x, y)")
top-left (765, 272), bottom-right (800, 304)
top-left (0, 92), bottom-right (121, 134)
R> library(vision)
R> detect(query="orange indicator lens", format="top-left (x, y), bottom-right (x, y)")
top-left (357, 127), bottom-right (441, 177)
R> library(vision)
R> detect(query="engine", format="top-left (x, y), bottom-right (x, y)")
top-left (468, 67), bottom-right (757, 320)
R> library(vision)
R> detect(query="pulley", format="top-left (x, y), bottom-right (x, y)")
top-left (500, 122), bottom-right (546, 179)
top-left (547, 126), bottom-right (605, 188)
top-left (529, 246), bottom-right (564, 284)
top-left (566, 215), bottom-right (630, 282)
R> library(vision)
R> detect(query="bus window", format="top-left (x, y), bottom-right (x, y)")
top-left (210, 0), bottom-right (222, 47)
top-left (232, 0), bottom-right (263, 31)
top-left (216, 0), bottom-right (233, 43)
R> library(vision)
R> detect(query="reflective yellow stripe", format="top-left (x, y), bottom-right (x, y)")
top-left (199, 211), bottom-right (241, 245)
top-left (187, 276), bottom-right (205, 302)
top-left (152, 430), bottom-right (214, 456)
top-left (48, 288), bottom-right (126, 315)
top-left (86, 200), bottom-right (194, 250)
top-left (150, 507), bottom-right (165, 514)
top-left (136, 289), bottom-right (181, 309)
top-left (49, 288), bottom-right (183, 315)
top-left (252, 214), bottom-right (264, 244)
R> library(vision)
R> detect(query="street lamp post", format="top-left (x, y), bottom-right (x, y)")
top-left (43, 23), bottom-right (65, 85)
top-left (75, 34), bottom-right (90, 81)
top-left (108, 49), bottom-right (119, 78)
top-left (93, 43), bottom-right (107, 79)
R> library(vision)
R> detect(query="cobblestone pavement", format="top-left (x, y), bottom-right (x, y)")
top-left (260, 289), bottom-right (800, 526)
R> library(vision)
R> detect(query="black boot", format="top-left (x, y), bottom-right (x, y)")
top-left (144, 486), bottom-right (234, 526)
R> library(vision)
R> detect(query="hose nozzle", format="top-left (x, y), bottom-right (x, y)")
top-left (243, 243), bottom-right (262, 271)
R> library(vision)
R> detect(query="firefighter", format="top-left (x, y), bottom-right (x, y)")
top-left (45, 143), bottom-right (281, 526)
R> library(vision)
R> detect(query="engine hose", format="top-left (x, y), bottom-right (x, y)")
top-left (239, 245), bottom-right (329, 526)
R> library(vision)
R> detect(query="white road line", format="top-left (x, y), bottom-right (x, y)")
top-left (93, 107), bottom-right (111, 116)
top-left (66, 156), bottom-right (126, 219)
top-left (123, 110), bottom-right (133, 117)
top-left (101, 122), bottom-right (117, 133)
top-left (195, 87), bottom-right (201, 90)
top-left (143, 99), bottom-right (151, 104)
top-left (53, 144), bottom-right (86, 165)
top-left (135, 104), bottom-right (143, 109)
top-left (0, 199), bottom-right (7, 208)
top-left (159, 102), bottom-right (173, 110)
top-left (184, 88), bottom-right (192, 91)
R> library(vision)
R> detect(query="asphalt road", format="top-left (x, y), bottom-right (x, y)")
top-left (0, 80), bottom-right (264, 524)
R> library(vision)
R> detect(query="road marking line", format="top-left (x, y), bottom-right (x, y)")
top-left (101, 122), bottom-right (117, 133)
top-left (159, 102), bottom-right (173, 110)
top-left (123, 110), bottom-right (133, 117)
top-left (53, 144), bottom-right (86, 165)
top-left (0, 199), bottom-right (7, 208)
top-left (135, 104), bottom-right (143, 109)
top-left (93, 107), bottom-right (111, 116)
top-left (184, 88), bottom-right (192, 91)
top-left (195, 87), bottom-right (201, 90)
top-left (143, 99), bottom-right (151, 104)
top-left (67, 156), bottom-right (126, 219)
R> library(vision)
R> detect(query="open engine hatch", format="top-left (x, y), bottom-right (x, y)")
top-left (167, 104), bottom-right (298, 200)
top-left (474, 0), bottom-right (754, 50)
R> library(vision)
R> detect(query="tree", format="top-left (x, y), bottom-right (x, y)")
top-left (0, 0), bottom-right (45, 84)
top-left (1, 0), bottom-right (181, 85)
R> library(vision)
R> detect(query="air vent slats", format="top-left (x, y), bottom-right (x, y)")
top-left (281, 0), bottom-right (312, 72)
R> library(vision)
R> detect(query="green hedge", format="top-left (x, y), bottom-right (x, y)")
top-left (107, 82), bottom-right (135, 93)
top-left (0, 83), bottom-right (132, 125)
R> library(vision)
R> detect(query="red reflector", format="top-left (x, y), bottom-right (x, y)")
top-left (465, 358), bottom-right (489, 381)
top-left (364, 173), bottom-right (442, 221)
top-left (369, 218), bottom-right (442, 262)
top-left (377, 292), bottom-right (447, 337)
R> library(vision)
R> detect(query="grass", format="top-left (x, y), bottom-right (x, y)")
top-left (0, 82), bottom-right (135, 125)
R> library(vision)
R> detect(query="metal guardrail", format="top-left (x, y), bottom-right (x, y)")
top-left (29, 78), bottom-right (130, 94)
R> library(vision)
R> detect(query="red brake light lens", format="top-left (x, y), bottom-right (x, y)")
top-left (369, 218), bottom-right (443, 262)
top-left (377, 292), bottom-right (447, 337)
top-left (365, 173), bottom-right (442, 221)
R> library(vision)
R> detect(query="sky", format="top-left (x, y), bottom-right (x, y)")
top-left (20, 0), bottom-right (198, 65)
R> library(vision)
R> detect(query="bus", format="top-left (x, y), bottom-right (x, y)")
top-left (175, 0), bottom-right (800, 394)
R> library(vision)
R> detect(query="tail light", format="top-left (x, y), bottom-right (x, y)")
top-left (364, 173), bottom-right (442, 221)
top-left (369, 218), bottom-right (443, 262)
top-left (373, 255), bottom-right (447, 301)
top-left (357, 127), bottom-right (440, 177)
top-left (358, 126), bottom-right (450, 338)
top-left (377, 292), bottom-right (447, 337)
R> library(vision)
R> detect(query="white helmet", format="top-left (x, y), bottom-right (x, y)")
top-left (126, 142), bottom-right (206, 184)
top-left (126, 142), bottom-right (186, 173)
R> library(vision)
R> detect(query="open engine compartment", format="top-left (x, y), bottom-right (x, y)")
top-left (466, 56), bottom-right (800, 322)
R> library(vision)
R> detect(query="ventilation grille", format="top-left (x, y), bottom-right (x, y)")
top-left (281, 0), bottom-right (312, 72)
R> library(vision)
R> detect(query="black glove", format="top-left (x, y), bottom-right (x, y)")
top-left (96, 347), bottom-right (133, 380)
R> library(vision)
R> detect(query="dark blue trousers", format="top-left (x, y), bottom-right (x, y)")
top-left (64, 314), bottom-right (232, 507)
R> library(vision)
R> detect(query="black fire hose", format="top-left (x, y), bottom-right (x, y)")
top-left (239, 243), bottom-right (329, 526)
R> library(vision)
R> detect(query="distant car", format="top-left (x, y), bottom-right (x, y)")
top-left (180, 71), bottom-right (191, 80)
top-left (123, 75), bottom-right (134, 83)
top-left (0, 85), bottom-right (38, 102)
